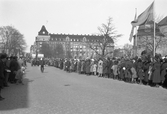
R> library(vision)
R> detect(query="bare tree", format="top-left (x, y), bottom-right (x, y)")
top-left (136, 15), bottom-right (167, 56)
top-left (0, 26), bottom-right (27, 55)
top-left (123, 43), bottom-right (133, 58)
top-left (87, 17), bottom-right (122, 58)
top-left (53, 43), bottom-right (65, 58)
top-left (40, 42), bottom-right (52, 58)
top-left (138, 35), bottom-right (166, 54)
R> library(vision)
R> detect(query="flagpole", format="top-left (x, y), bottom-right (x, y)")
top-left (135, 27), bottom-right (138, 56)
top-left (153, 1), bottom-right (156, 57)
top-left (135, 8), bottom-right (138, 57)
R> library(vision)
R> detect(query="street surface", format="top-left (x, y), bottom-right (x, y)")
top-left (0, 63), bottom-right (167, 114)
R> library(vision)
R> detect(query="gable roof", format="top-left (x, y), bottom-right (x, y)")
top-left (38, 25), bottom-right (49, 36)
top-left (158, 16), bottom-right (167, 26)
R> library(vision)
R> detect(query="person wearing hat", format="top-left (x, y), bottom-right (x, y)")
top-left (0, 53), bottom-right (7, 101)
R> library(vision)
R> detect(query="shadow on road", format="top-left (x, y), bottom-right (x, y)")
top-left (0, 78), bottom-right (30, 111)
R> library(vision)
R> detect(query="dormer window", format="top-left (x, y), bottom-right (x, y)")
top-left (83, 37), bottom-right (87, 42)
top-left (66, 36), bottom-right (70, 41)
top-left (43, 31), bottom-right (45, 34)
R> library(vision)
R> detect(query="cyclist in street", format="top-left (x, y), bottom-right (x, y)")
top-left (40, 58), bottom-right (45, 72)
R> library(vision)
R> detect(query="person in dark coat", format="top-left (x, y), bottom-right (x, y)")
top-left (143, 60), bottom-right (150, 84)
top-left (65, 59), bottom-right (70, 72)
top-left (80, 60), bottom-right (84, 74)
top-left (103, 58), bottom-right (108, 78)
top-left (124, 60), bottom-right (133, 82)
top-left (60, 59), bottom-right (63, 69)
top-left (108, 58), bottom-right (113, 78)
top-left (152, 57), bottom-right (161, 87)
top-left (0, 53), bottom-right (7, 101)
top-left (161, 58), bottom-right (167, 88)
top-left (137, 58), bottom-right (144, 84)
top-left (9, 56), bottom-right (19, 83)
top-left (118, 59), bottom-right (126, 80)
top-left (160, 59), bottom-right (167, 84)
top-left (85, 59), bottom-right (91, 75)
top-left (77, 60), bottom-right (81, 73)
top-left (4, 57), bottom-right (11, 87)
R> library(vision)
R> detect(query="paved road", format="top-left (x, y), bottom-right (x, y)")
top-left (0, 63), bottom-right (167, 114)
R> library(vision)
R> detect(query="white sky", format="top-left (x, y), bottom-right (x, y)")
top-left (0, 0), bottom-right (167, 52)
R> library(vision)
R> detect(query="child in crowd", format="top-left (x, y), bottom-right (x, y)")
top-left (93, 63), bottom-right (97, 75)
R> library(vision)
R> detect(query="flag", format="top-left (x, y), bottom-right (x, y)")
top-left (131, 2), bottom-right (154, 27)
top-left (129, 9), bottom-right (137, 42)
top-left (158, 16), bottom-right (167, 36)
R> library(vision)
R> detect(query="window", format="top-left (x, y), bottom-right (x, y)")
top-left (66, 36), bottom-right (70, 41)
top-left (83, 37), bottom-right (87, 42)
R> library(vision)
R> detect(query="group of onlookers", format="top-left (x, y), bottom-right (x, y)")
top-left (49, 54), bottom-right (167, 89)
top-left (0, 53), bottom-right (26, 101)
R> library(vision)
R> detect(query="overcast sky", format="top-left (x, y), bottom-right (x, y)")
top-left (0, 0), bottom-right (167, 52)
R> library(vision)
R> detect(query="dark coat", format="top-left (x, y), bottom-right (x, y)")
top-left (10, 59), bottom-right (19, 72)
top-left (124, 60), bottom-right (133, 78)
top-left (118, 61), bottom-right (126, 79)
top-left (103, 60), bottom-right (108, 74)
top-left (160, 62), bottom-right (167, 82)
top-left (85, 59), bottom-right (90, 74)
top-left (137, 62), bottom-right (144, 80)
top-left (152, 61), bottom-right (161, 83)
top-left (143, 62), bottom-right (150, 82)
top-left (108, 60), bottom-right (113, 74)
top-left (0, 60), bottom-right (5, 88)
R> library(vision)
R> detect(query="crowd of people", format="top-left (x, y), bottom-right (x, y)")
top-left (47, 54), bottom-right (167, 89)
top-left (1, 52), bottom-right (167, 101)
top-left (0, 53), bottom-right (26, 101)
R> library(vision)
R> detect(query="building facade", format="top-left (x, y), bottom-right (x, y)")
top-left (133, 21), bottom-right (167, 57)
top-left (31, 25), bottom-right (114, 59)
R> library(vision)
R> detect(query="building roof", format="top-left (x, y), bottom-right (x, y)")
top-left (49, 33), bottom-right (114, 43)
top-left (158, 16), bottom-right (167, 26)
top-left (37, 25), bottom-right (114, 43)
top-left (38, 25), bottom-right (49, 36)
top-left (137, 21), bottom-right (164, 36)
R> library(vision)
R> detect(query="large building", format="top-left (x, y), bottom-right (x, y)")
top-left (31, 25), bottom-right (114, 58)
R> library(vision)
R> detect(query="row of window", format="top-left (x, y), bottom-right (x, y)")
top-left (69, 49), bottom-right (100, 52)
top-left (51, 38), bottom-right (101, 42)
